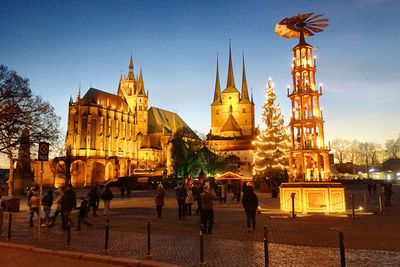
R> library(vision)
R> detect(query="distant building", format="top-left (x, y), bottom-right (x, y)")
top-left (33, 55), bottom-right (198, 187)
top-left (206, 45), bottom-right (255, 176)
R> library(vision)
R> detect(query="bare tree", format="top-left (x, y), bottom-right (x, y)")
top-left (358, 142), bottom-right (381, 179)
top-left (331, 138), bottom-right (350, 164)
top-left (347, 140), bottom-right (361, 165)
top-left (385, 138), bottom-right (399, 159)
top-left (0, 65), bottom-right (60, 196)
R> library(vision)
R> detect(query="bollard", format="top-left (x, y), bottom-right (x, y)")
top-left (264, 225), bottom-right (269, 267)
top-left (378, 193), bottom-right (384, 216)
top-left (67, 218), bottom-right (71, 246)
top-left (200, 224), bottom-right (205, 265)
top-left (339, 230), bottom-right (346, 267)
top-left (105, 218), bottom-right (110, 250)
top-left (147, 221), bottom-right (151, 256)
top-left (7, 213), bottom-right (12, 240)
top-left (363, 193), bottom-right (367, 212)
top-left (291, 193), bottom-right (296, 218)
top-left (350, 194), bottom-right (355, 219)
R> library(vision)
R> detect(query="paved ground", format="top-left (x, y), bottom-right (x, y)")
top-left (1, 247), bottom-right (123, 267)
top-left (1, 183), bottom-right (399, 266)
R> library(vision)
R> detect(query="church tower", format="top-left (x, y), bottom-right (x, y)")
top-left (288, 32), bottom-right (330, 181)
top-left (208, 43), bottom-right (255, 176)
top-left (210, 44), bottom-right (254, 138)
top-left (118, 55), bottom-right (148, 135)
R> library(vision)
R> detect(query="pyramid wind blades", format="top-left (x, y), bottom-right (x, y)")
top-left (275, 13), bottom-right (329, 39)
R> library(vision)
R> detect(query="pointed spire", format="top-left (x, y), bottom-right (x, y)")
top-left (69, 95), bottom-right (73, 105)
top-left (117, 74), bottom-right (123, 97)
top-left (226, 40), bottom-right (236, 88)
top-left (129, 53), bottom-right (133, 69)
top-left (76, 84), bottom-right (81, 101)
top-left (127, 53), bottom-right (134, 80)
top-left (137, 68), bottom-right (146, 95)
top-left (251, 88), bottom-right (254, 104)
top-left (240, 51), bottom-right (250, 103)
top-left (212, 54), bottom-right (222, 104)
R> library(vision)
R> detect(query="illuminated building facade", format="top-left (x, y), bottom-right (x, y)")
top-left (63, 55), bottom-right (198, 186)
top-left (207, 45), bottom-right (255, 176)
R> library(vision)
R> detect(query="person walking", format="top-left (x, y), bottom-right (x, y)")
top-left (154, 183), bottom-right (166, 218)
top-left (175, 183), bottom-right (187, 219)
top-left (61, 185), bottom-right (77, 230)
top-left (126, 185), bottom-right (131, 198)
top-left (48, 189), bottom-right (63, 227)
top-left (101, 186), bottom-right (113, 216)
top-left (185, 185), bottom-right (194, 216)
top-left (28, 191), bottom-right (40, 227)
top-left (367, 181), bottom-right (372, 196)
top-left (242, 186), bottom-right (259, 232)
top-left (220, 183), bottom-right (227, 204)
top-left (41, 189), bottom-right (53, 227)
top-left (201, 184), bottom-right (216, 234)
top-left (120, 184), bottom-right (126, 198)
top-left (384, 181), bottom-right (393, 207)
top-left (87, 186), bottom-right (100, 217)
top-left (195, 183), bottom-right (203, 217)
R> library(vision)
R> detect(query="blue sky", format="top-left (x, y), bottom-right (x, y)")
top-left (1, 0), bottom-right (399, 162)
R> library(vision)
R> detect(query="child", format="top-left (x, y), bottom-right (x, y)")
top-left (78, 197), bottom-right (89, 225)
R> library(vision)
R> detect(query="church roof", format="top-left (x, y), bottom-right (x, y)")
top-left (79, 88), bottom-right (131, 113)
top-left (148, 107), bottom-right (200, 140)
top-left (222, 86), bottom-right (240, 94)
top-left (220, 114), bottom-right (242, 133)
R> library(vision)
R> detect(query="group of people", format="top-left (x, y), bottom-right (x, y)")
top-left (152, 180), bottom-right (259, 234)
top-left (366, 180), bottom-right (394, 207)
top-left (26, 184), bottom-right (114, 228)
top-left (27, 184), bottom-right (77, 228)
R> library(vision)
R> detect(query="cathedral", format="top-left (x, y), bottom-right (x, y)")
top-left (62, 55), bottom-right (199, 186)
top-left (206, 45), bottom-right (255, 176)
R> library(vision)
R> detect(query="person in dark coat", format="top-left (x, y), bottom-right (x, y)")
top-left (120, 184), bottom-right (126, 198)
top-left (367, 181), bottom-right (372, 196)
top-left (242, 186), bottom-right (259, 232)
top-left (101, 186), bottom-right (113, 216)
top-left (61, 185), bottom-right (77, 229)
top-left (200, 184), bottom-right (216, 234)
top-left (195, 183), bottom-right (203, 217)
top-left (87, 186), bottom-right (100, 217)
top-left (154, 183), bottom-right (166, 218)
top-left (126, 185), bottom-right (131, 198)
top-left (384, 182), bottom-right (393, 207)
top-left (175, 183), bottom-right (187, 219)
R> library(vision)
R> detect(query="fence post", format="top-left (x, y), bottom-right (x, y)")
top-left (378, 193), bottom-right (384, 215)
top-left (291, 193), bottom-right (296, 218)
top-left (339, 230), bottom-right (346, 267)
top-left (350, 194), bottom-right (355, 219)
top-left (105, 218), bottom-right (110, 250)
top-left (264, 225), bottom-right (269, 267)
top-left (7, 212), bottom-right (12, 240)
top-left (147, 221), bottom-right (152, 257)
top-left (200, 224), bottom-right (205, 266)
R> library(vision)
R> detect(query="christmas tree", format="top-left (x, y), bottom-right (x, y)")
top-left (253, 78), bottom-right (289, 180)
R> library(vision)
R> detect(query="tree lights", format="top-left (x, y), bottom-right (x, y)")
top-left (252, 78), bottom-right (289, 180)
